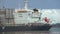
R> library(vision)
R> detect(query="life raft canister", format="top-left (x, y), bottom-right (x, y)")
top-left (44, 17), bottom-right (50, 23)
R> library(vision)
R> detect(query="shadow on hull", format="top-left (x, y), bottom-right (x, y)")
top-left (0, 25), bottom-right (52, 32)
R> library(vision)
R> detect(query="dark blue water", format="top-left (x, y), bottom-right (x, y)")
top-left (0, 27), bottom-right (60, 34)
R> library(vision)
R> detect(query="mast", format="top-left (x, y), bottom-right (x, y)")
top-left (24, 0), bottom-right (28, 10)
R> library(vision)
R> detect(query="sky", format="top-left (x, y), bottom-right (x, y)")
top-left (0, 0), bottom-right (60, 9)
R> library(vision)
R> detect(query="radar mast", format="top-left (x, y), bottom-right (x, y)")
top-left (24, 0), bottom-right (28, 10)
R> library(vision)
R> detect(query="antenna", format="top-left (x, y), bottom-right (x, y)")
top-left (24, 0), bottom-right (28, 10)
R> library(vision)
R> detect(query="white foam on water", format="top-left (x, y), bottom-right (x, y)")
top-left (41, 9), bottom-right (60, 24)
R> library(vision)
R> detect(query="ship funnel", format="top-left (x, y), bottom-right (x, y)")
top-left (24, 0), bottom-right (28, 10)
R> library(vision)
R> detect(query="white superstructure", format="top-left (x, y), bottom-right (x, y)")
top-left (14, 9), bottom-right (42, 24)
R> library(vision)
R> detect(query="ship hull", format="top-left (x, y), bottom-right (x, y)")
top-left (0, 24), bottom-right (52, 32)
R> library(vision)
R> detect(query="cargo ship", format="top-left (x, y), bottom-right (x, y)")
top-left (0, 0), bottom-right (52, 32)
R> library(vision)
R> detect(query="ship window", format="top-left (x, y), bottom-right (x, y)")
top-left (18, 14), bottom-right (23, 17)
top-left (18, 15), bottom-right (23, 17)
top-left (19, 14), bottom-right (22, 15)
